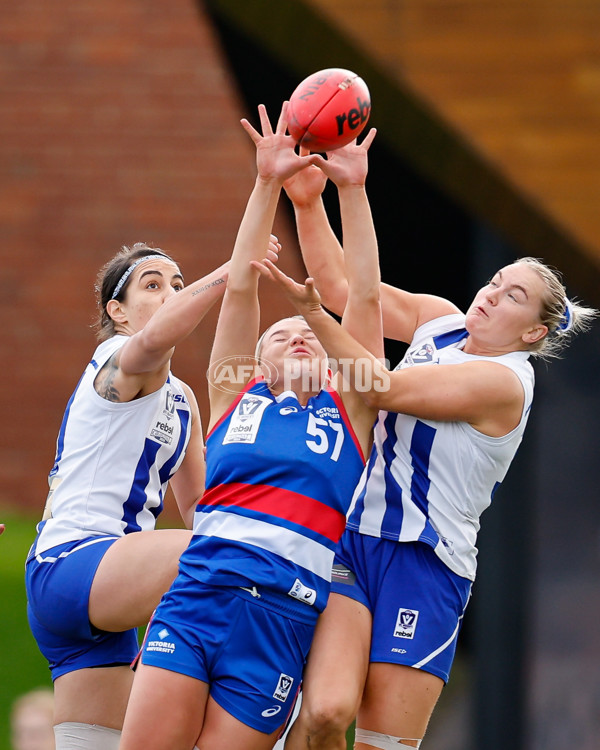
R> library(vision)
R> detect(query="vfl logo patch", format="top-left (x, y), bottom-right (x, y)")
top-left (163, 390), bottom-right (186, 420)
top-left (394, 608), bottom-right (419, 639)
top-left (440, 536), bottom-right (455, 556)
top-left (404, 342), bottom-right (437, 366)
top-left (223, 394), bottom-right (271, 444)
top-left (273, 673), bottom-right (294, 703)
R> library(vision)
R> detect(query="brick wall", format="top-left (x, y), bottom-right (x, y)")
top-left (0, 0), bottom-right (304, 517)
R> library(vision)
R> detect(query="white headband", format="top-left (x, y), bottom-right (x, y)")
top-left (110, 254), bottom-right (169, 300)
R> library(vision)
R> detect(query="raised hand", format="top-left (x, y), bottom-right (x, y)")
top-left (251, 258), bottom-right (323, 318)
top-left (313, 127), bottom-right (377, 188)
top-left (283, 145), bottom-right (328, 207)
top-left (265, 234), bottom-right (282, 264)
top-left (241, 103), bottom-right (318, 184)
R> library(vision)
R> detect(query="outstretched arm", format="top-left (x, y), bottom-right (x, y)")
top-left (310, 129), bottom-right (383, 361)
top-left (304, 132), bottom-right (383, 458)
top-left (95, 259), bottom-right (231, 404)
top-left (284, 157), bottom-right (349, 315)
top-left (119, 260), bottom-right (230, 377)
top-left (253, 262), bottom-right (524, 436)
top-left (285, 150), bottom-right (459, 344)
top-left (208, 103), bottom-right (318, 428)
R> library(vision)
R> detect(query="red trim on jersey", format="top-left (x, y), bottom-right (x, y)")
top-left (131, 608), bottom-right (157, 672)
top-left (327, 388), bottom-right (366, 464)
top-left (200, 482), bottom-right (346, 542)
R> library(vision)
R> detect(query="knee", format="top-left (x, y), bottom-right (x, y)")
top-left (301, 696), bottom-right (355, 743)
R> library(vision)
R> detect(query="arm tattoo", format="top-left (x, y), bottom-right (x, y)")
top-left (95, 353), bottom-right (122, 402)
top-left (191, 277), bottom-right (225, 297)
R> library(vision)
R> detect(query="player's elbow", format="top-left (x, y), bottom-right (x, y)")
top-left (347, 286), bottom-right (381, 311)
top-left (358, 363), bottom-right (395, 410)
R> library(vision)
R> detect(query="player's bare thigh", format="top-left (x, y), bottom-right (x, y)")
top-left (54, 666), bottom-right (134, 728)
top-left (89, 529), bottom-right (192, 631)
top-left (356, 663), bottom-right (444, 748)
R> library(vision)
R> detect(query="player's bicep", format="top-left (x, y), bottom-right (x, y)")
top-left (382, 362), bottom-right (521, 427)
top-left (380, 285), bottom-right (459, 342)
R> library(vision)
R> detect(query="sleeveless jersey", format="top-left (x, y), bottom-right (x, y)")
top-left (178, 378), bottom-right (365, 618)
top-left (31, 335), bottom-right (192, 556)
top-left (346, 314), bottom-right (535, 581)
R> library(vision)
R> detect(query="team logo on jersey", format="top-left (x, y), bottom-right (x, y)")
top-left (163, 391), bottom-right (176, 419)
top-left (394, 608), bottom-right (420, 639)
top-left (288, 578), bottom-right (317, 606)
top-left (440, 536), bottom-right (455, 555)
top-left (163, 390), bottom-right (186, 420)
top-left (404, 342), bottom-right (436, 366)
top-left (279, 405), bottom-right (298, 415)
top-left (273, 673), bottom-right (294, 703)
top-left (223, 394), bottom-right (271, 444)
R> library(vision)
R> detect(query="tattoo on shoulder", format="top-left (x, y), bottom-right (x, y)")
top-left (191, 277), bottom-right (225, 297)
top-left (96, 354), bottom-right (122, 402)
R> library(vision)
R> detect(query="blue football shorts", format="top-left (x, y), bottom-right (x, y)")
top-left (26, 536), bottom-right (140, 680)
top-left (330, 531), bottom-right (472, 683)
top-left (140, 572), bottom-right (314, 734)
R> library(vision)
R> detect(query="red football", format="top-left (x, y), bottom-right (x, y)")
top-left (287, 68), bottom-right (371, 152)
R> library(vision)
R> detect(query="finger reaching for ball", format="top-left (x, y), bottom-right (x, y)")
top-left (250, 258), bottom-right (323, 317)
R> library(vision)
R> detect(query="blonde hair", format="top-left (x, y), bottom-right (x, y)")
top-left (254, 315), bottom-right (307, 361)
top-left (513, 257), bottom-right (598, 360)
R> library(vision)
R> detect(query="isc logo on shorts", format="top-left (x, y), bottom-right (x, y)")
top-left (273, 673), bottom-right (294, 703)
top-left (394, 608), bottom-right (419, 639)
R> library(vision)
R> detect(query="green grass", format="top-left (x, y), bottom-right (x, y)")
top-left (0, 511), bottom-right (52, 750)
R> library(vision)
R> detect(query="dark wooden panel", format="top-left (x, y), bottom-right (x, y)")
top-left (205, 0), bottom-right (600, 304)
top-left (307, 0), bottom-right (600, 290)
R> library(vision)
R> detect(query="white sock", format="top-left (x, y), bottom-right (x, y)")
top-left (54, 722), bottom-right (121, 750)
top-left (355, 727), bottom-right (422, 749)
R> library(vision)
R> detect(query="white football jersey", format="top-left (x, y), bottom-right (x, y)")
top-left (346, 314), bottom-right (535, 580)
top-left (32, 335), bottom-right (192, 555)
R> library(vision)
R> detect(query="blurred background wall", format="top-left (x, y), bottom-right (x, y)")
top-left (1, 1), bottom-right (599, 748)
